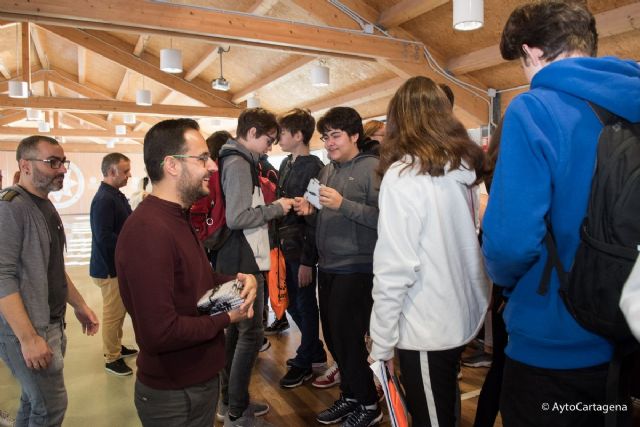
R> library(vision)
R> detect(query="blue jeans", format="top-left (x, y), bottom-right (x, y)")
top-left (0, 322), bottom-right (67, 427)
top-left (286, 261), bottom-right (325, 369)
top-left (220, 274), bottom-right (264, 417)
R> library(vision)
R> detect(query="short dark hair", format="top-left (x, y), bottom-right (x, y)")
top-left (500, 0), bottom-right (597, 62)
top-left (278, 108), bottom-right (316, 145)
top-left (16, 135), bottom-right (59, 162)
top-left (317, 107), bottom-right (363, 142)
top-left (144, 118), bottom-right (200, 183)
top-left (236, 108), bottom-right (279, 141)
top-left (206, 130), bottom-right (232, 160)
top-left (439, 84), bottom-right (455, 107)
top-left (101, 153), bottom-right (130, 177)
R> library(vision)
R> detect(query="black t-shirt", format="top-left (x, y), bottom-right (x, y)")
top-left (24, 188), bottom-right (68, 322)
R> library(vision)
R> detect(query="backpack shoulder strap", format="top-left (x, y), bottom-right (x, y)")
top-left (218, 150), bottom-right (259, 189)
top-left (537, 218), bottom-right (569, 295)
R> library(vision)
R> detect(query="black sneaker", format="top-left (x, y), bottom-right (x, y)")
top-left (105, 358), bottom-right (133, 376)
top-left (342, 405), bottom-right (383, 427)
top-left (316, 395), bottom-right (358, 425)
top-left (264, 317), bottom-right (290, 336)
top-left (280, 366), bottom-right (313, 388)
top-left (121, 346), bottom-right (138, 358)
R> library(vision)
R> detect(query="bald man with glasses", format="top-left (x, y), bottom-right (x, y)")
top-left (0, 135), bottom-right (99, 426)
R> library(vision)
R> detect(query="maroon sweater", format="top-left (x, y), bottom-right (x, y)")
top-left (116, 195), bottom-right (231, 389)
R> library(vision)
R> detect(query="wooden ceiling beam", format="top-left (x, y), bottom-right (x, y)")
top-left (288, 0), bottom-right (361, 30)
top-left (0, 95), bottom-right (242, 118)
top-left (232, 55), bottom-right (315, 104)
top-left (65, 112), bottom-right (112, 130)
top-left (0, 1), bottom-right (424, 64)
top-left (133, 34), bottom-right (149, 57)
top-left (0, 110), bottom-right (27, 126)
top-left (0, 68), bottom-right (46, 93)
top-left (0, 141), bottom-right (143, 153)
top-left (47, 68), bottom-right (114, 99)
top-left (40, 26), bottom-right (236, 108)
top-left (77, 46), bottom-right (87, 84)
top-left (184, 46), bottom-right (218, 82)
top-left (248, 0), bottom-right (280, 15)
top-left (306, 77), bottom-right (404, 114)
top-left (0, 126), bottom-right (146, 138)
top-left (447, 2), bottom-right (640, 75)
top-left (378, 0), bottom-right (448, 29)
top-left (21, 22), bottom-right (30, 82)
top-left (30, 25), bottom-right (50, 70)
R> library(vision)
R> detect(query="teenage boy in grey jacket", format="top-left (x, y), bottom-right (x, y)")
top-left (0, 135), bottom-right (99, 426)
top-left (295, 107), bottom-right (382, 427)
top-left (215, 108), bottom-right (294, 427)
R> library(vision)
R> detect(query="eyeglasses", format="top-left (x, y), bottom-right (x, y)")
top-left (161, 153), bottom-right (211, 167)
top-left (26, 158), bottom-right (70, 169)
top-left (266, 134), bottom-right (278, 147)
top-left (320, 131), bottom-right (345, 143)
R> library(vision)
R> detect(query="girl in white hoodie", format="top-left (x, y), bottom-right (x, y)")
top-left (369, 76), bottom-right (490, 427)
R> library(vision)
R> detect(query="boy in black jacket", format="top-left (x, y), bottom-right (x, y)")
top-left (274, 109), bottom-right (328, 388)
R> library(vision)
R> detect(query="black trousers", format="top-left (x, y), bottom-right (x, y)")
top-left (500, 356), bottom-right (633, 427)
top-left (473, 291), bottom-right (508, 427)
top-left (318, 270), bottom-right (377, 405)
top-left (398, 346), bottom-right (465, 427)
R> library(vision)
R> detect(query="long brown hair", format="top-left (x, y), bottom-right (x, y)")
top-left (378, 76), bottom-right (487, 184)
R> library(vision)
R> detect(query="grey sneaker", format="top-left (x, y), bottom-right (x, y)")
top-left (219, 401), bottom-right (270, 422)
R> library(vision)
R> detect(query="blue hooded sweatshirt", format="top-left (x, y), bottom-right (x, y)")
top-left (482, 56), bottom-right (640, 369)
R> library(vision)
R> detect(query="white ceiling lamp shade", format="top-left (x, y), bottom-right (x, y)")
top-left (123, 113), bottom-right (136, 124)
top-left (160, 48), bottom-right (183, 73)
top-left (211, 47), bottom-right (231, 91)
top-left (453, 0), bottom-right (484, 31)
top-left (247, 95), bottom-right (261, 109)
top-left (311, 61), bottom-right (330, 87)
top-left (115, 125), bottom-right (127, 136)
top-left (106, 139), bottom-right (116, 149)
top-left (37, 120), bottom-right (51, 133)
top-left (26, 108), bottom-right (44, 121)
top-left (9, 80), bottom-right (28, 98)
top-left (136, 89), bottom-right (152, 106)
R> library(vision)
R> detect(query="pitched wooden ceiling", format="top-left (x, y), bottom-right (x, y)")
top-left (0, 0), bottom-right (637, 154)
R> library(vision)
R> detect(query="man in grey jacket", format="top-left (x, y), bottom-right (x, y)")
top-left (0, 135), bottom-right (99, 426)
top-left (215, 108), bottom-right (293, 427)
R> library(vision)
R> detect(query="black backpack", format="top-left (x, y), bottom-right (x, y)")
top-left (538, 103), bottom-right (640, 348)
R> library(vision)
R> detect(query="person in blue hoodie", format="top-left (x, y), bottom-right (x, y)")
top-left (482, 1), bottom-right (640, 426)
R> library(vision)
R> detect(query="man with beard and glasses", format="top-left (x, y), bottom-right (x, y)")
top-left (90, 153), bottom-right (138, 377)
top-left (115, 119), bottom-right (258, 427)
top-left (0, 135), bottom-right (100, 426)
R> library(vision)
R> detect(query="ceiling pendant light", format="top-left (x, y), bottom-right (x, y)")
top-left (211, 47), bottom-right (231, 91)
top-left (115, 125), bottom-right (127, 136)
top-left (26, 108), bottom-right (44, 121)
top-left (9, 80), bottom-right (28, 98)
top-left (106, 139), bottom-right (116, 149)
top-left (311, 59), bottom-right (330, 87)
top-left (453, 0), bottom-right (484, 31)
top-left (160, 39), bottom-right (182, 73)
top-left (136, 89), bottom-right (152, 106)
top-left (247, 94), bottom-right (261, 109)
top-left (123, 113), bottom-right (136, 124)
top-left (37, 120), bottom-right (50, 133)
